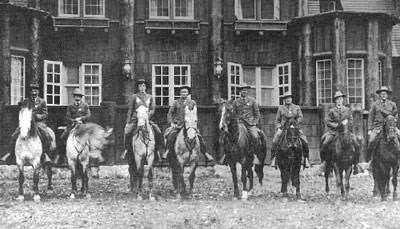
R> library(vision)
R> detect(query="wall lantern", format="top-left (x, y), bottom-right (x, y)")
top-left (215, 57), bottom-right (223, 79)
top-left (122, 59), bottom-right (132, 79)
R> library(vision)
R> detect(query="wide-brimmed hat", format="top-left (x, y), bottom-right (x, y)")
top-left (333, 91), bottom-right (346, 100)
top-left (29, 82), bottom-right (40, 89)
top-left (282, 92), bottom-right (293, 99)
top-left (179, 85), bottom-right (191, 94)
top-left (136, 79), bottom-right (150, 88)
top-left (71, 88), bottom-right (84, 97)
top-left (238, 83), bottom-right (251, 91)
top-left (376, 86), bottom-right (391, 94)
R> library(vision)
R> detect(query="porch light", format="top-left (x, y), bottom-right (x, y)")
top-left (122, 59), bottom-right (132, 79)
top-left (215, 57), bottom-right (223, 79)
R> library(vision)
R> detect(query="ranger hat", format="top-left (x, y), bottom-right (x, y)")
top-left (282, 92), bottom-right (293, 99)
top-left (29, 82), bottom-right (40, 89)
top-left (136, 79), bottom-right (150, 88)
top-left (238, 83), bottom-right (251, 91)
top-left (376, 86), bottom-right (391, 94)
top-left (333, 91), bottom-right (346, 100)
top-left (71, 88), bottom-right (85, 97)
top-left (179, 85), bottom-right (191, 94)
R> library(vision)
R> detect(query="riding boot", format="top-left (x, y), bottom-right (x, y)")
top-left (302, 141), bottom-right (310, 168)
top-left (352, 142), bottom-right (362, 175)
top-left (270, 142), bottom-right (277, 168)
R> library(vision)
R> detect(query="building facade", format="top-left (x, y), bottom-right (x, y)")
top-left (0, 0), bottom-right (399, 164)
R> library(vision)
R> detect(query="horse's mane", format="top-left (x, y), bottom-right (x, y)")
top-left (74, 123), bottom-right (104, 138)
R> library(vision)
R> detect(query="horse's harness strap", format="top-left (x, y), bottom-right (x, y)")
top-left (73, 136), bottom-right (88, 158)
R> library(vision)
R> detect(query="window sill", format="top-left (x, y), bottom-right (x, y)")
top-left (53, 17), bottom-right (110, 28)
top-left (145, 19), bottom-right (200, 31)
top-left (234, 20), bottom-right (287, 31)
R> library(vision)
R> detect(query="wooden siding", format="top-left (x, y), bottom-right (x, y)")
top-left (340, 0), bottom-right (396, 14)
top-left (307, 0), bottom-right (320, 15)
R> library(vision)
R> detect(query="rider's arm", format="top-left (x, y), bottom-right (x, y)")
top-left (252, 99), bottom-right (260, 125)
top-left (326, 109), bottom-right (338, 128)
top-left (275, 107), bottom-right (282, 130)
top-left (368, 103), bottom-right (376, 131)
top-left (80, 103), bottom-right (91, 122)
top-left (393, 102), bottom-right (399, 123)
top-left (348, 108), bottom-right (354, 127)
top-left (149, 96), bottom-right (155, 119)
top-left (126, 95), bottom-right (135, 124)
top-left (167, 101), bottom-right (176, 124)
top-left (296, 106), bottom-right (303, 125)
top-left (36, 99), bottom-right (48, 121)
top-left (65, 105), bottom-right (74, 123)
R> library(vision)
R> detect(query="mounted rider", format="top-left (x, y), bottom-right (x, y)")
top-left (162, 85), bottom-right (214, 162)
top-left (367, 86), bottom-right (400, 166)
top-left (319, 91), bottom-right (362, 174)
top-left (121, 79), bottom-right (163, 160)
top-left (1, 82), bottom-right (54, 165)
top-left (270, 92), bottom-right (310, 168)
top-left (231, 83), bottom-right (266, 165)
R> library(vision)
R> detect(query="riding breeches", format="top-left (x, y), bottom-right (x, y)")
top-left (271, 129), bottom-right (309, 159)
top-left (367, 128), bottom-right (400, 161)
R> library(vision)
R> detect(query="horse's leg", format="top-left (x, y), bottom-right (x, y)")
top-left (333, 165), bottom-right (343, 198)
top-left (32, 164), bottom-right (41, 202)
top-left (45, 164), bottom-right (53, 191)
top-left (325, 163), bottom-right (330, 194)
top-left (17, 164), bottom-right (25, 202)
top-left (254, 164), bottom-right (264, 185)
top-left (147, 154), bottom-right (155, 201)
top-left (69, 164), bottom-right (78, 199)
top-left (294, 158), bottom-right (302, 199)
top-left (229, 162), bottom-right (239, 199)
top-left (241, 163), bottom-right (249, 201)
top-left (344, 166), bottom-right (352, 200)
top-left (134, 156), bottom-right (144, 201)
top-left (82, 165), bottom-right (90, 199)
top-left (188, 162), bottom-right (198, 198)
top-left (392, 165), bottom-right (398, 201)
top-left (279, 161), bottom-right (289, 197)
top-left (247, 165), bottom-right (254, 194)
top-left (128, 162), bottom-right (135, 192)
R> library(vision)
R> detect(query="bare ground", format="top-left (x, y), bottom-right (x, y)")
top-left (1, 164), bottom-right (400, 229)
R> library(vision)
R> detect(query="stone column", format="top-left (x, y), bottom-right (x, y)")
top-left (332, 16), bottom-right (346, 92)
top-left (301, 22), bottom-right (312, 106)
top-left (210, 0), bottom-right (223, 103)
top-left (121, 0), bottom-right (135, 102)
top-left (366, 19), bottom-right (379, 110)
top-left (0, 10), bottom-right (11, 104)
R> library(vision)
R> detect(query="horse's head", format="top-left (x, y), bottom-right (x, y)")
top-left (76, 123), bottom-right (113, 152)
top-left (19, 101), bottom-right (36, 139)
top-left (136, 105), bottom-right (149, 128)
top-left (218, 100), bottom-right (234, 134)
top-left (284, 116), bottom-right (300, 149)
top-left (384, 115), bottom-right (397, 141)
top-left (184, 105), bottom-right (198, 140)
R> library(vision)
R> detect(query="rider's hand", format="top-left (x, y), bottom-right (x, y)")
top-left (368, 130), bottom-right (372, 135)
top-left (170, 123), bottom-right (176, 128)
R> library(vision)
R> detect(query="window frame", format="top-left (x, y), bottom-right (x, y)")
top-left (235, 0), bottom-right (280, 21)
top-left (58, 0), bottom-right (81, 17)
top-left (276, 62), bottom-right (291, 105)
top-left (44, 60), bottom-right (64, 106)
top-left (149, 0), bottom-right (194, 20)
top-left (319, 0), bottom-right (336, 13)
top-left (316, 59), bottom-right (333, 105)
top-left (83, 0), bottom-right (105, 18)
top-left (346, 58), bottom-right (365, 107)
top-left (227, 62), bottom-right (243, 100)
top-left (81, 63), bottom-right (103, 106)
top-left (152, 64), bottom-right (191, 106)
top-left (10, 55), bottom-right (26, 105)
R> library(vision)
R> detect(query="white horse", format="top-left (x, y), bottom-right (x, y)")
top-left (172, 105), bottom-right (200, 199)
top-left (129, 105), bottom-right (156, 201)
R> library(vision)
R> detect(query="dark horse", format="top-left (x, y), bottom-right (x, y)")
top-left (218, 100), bottom-right (266, 200)
top-left (372, 114), bottom-right (399, 201)
top-left (323, 121), bottom-right (357, 200)
top-left (276, 116), bottom-right (304, 199)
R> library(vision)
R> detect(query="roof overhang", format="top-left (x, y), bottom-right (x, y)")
top-left (0, 3), bottom-right (51, 19)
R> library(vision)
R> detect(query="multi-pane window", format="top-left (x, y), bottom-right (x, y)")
top-left (84, 0), bottom-right (105, 17)
top-left (347, 59), bottom-right (364, 105)
top-left (150, 0), bottom-right (194, 19)
top-left (59, 0), bottom-right (105, 17)
top-left (44, 61), bottom-right (102, 106)
top-left (320, 1), bottom-right (336, 13)
top-left (228, 62), bottom-right (291, 106)
top-left (235, 0), bottom-right (280, 20)
top-left (44, 61), bottom-right (62, 105)
top-left (83, 64), bottom-right (102, 106)
top-left (316, 59), bottom-right (333, 105)
top-left (152, 65), bottom-right (191, 106)
top-left (10, 56), bottom-right (25, 105)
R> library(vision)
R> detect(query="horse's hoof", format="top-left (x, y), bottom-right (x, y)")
top-left (232, 196), bottom-right (239, 201)
top-left (149, 195), bottom-right (156, 202)
top-left (16, 195), bottom-right (24, 202)
top-left (33, 195), bottom-right (41, 202)
top-left (70, 193), bottom-right (76, 200)
top-left (85, 194), bottom-right (91, 200)
top-left (241, 191), bottom-right (248, 201)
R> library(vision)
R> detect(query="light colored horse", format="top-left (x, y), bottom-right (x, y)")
top-left (66, 123), bottom-right (113, 199)
top-left (128, 105), bottom-right (156, 201)
top-left (171, 105), bottom-right (200, 199)
top-left (15, 104), bottom-right (52, 202)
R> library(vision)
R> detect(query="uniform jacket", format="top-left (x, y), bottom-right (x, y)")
top-left (126, 92), bottom-right (155, 124)
top-left (66, 101), bottom-right (91, 127)
top-left (167, 98), bottom-right (196, 127)
top-left (326, 105), bottom-right (353, 133)
top-left (232, 96), bottom-right (260, 126)
top-left (275, 103), bottom-right (303, 129)
top-left (23, 97), bottom-right (48, 123)
top-left (368, 99), bottom-right (398, 131)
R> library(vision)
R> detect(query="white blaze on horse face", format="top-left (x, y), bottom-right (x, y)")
top-left (185, 106), bottom-right (198, 139)
top-left (136, 105), bottom-right (149, 127)
top-left (19, 108), bottom-right (32, 138)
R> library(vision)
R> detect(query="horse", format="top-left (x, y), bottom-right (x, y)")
top-left (127, 105), bottom-right (156, 201)
top-left (323, 120), bottom-right (357, 200)
top-left (276, 116), bottom-right (304, 199)
top-left (14, 100), bottom-right (53, 202)
top-left (169, 105), bottom-right (200, 199)
top-left (66, 123), bottom-right (113, 199)
top-left (372, 114), bottom-right (400, 201)
top-left (218, 100), bottom-right (266, 200)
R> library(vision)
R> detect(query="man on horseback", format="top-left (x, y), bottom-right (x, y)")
top-left (162, 86), bottom-right (215, 162)
top-left (270, 92), bottom-right (310, 168)
top-left (1, 82), bottom-right (53, 165)
top-left (319, 91), bottom-right (362, 174)
top-left (231, 83), bottom-right (266, 165)
top-left (121, 79), bottom-right (163, 160)
top-left (367, 86), bottom-right (400, 167)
